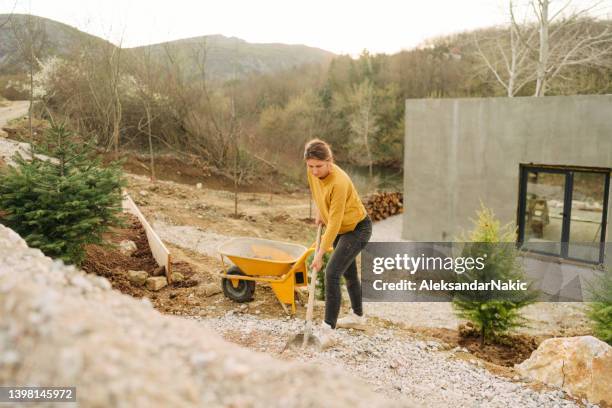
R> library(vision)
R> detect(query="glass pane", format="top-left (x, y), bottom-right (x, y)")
top-left (568, 172), bottom-right (606, 263)
top-left (523, 171), bottom-right (565, 255)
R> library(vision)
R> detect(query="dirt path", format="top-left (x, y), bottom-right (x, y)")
top-left (0, 100), bottom-right (29, 131)
top-left (371, 214), bottom-right (407, 242)
top-left (0, 101), bottom-right (34, 166)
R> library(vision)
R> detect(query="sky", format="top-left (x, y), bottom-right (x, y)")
top-left (1, 0), bottom-right (610, 55)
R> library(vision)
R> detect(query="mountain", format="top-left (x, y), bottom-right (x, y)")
top-left (0, 14), bottom-right (112, 74)
top-left (0, 14), bottom-right (335, 80)
top-left (131, 34), bottom-right (334, 81)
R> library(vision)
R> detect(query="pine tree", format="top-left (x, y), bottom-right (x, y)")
top-left (452, 205), bottom-right (540, 345)
top-left (0, 123), bottom-right (126, 265)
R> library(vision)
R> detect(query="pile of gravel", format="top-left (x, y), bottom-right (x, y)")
top-left (203, 314), bottom-right (594, 408)
top-left (0, 224), bottom-right (404, 407)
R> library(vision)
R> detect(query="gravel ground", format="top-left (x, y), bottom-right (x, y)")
top-left (200, 314), bottom-right (594, 408)
top-left (366, 302), bottom-right (591, 335)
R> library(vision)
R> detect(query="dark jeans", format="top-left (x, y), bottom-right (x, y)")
top-left (324, 216), bottom-right (372, 329)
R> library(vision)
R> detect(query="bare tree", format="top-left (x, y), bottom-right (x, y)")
top-left (163, 38), bottom-right (252, 215)
top-left (0, 1), bottom-right (18, 30)
top-left (133, 46), bottom-right (158, 181)
top-left (10, 14), bottom-right (47, 139)
top-left (107, 41), bottom-right (123, 156)
top-left (474, 2), bottom-right (539, 96)
top-left (343, 80), bottom-right (378, 178)
top-left (476, 0), bottom-right (612, 96)
top-left (74, 36), bottom-right (126, 155)
top-left (520, 0), bottom-right (612, 96)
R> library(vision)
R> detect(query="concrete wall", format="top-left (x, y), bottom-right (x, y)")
top-left (403, 95), bottom-right (612, 266)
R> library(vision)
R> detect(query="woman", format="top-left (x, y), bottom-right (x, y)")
top-left (304, 138), bottom-right (372, 347)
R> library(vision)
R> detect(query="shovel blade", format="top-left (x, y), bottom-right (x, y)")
top-left (283, 333), bottom-right (321, 351)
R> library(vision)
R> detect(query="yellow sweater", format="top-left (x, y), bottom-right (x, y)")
top-left (307, 163), bottom-right (367, 252)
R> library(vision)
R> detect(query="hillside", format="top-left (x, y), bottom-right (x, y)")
top-left (0, 14), bottom-right (111, 74)
top-left (0, 14), bottom-right (335, 80)
top-left (131, 34), bottom-right (335, 81)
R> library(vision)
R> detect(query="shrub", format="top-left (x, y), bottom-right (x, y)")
top-left (587, 268), bottom-right (612, 345)
top-left (452, 205), bottom-right (539, 345)
top-left (0, 123), bottom-right (126, 265)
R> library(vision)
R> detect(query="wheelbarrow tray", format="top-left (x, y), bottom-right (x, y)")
top-left (217, 237), bottom-right (307, 277)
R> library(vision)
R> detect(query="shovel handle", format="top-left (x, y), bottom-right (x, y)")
top-left (303, 225), bottom-right (322, 343)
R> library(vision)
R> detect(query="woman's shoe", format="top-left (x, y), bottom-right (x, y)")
top-left (316, 322), bottom-right (338, 349)
top-left (336, 312), bottom-right (367, 330)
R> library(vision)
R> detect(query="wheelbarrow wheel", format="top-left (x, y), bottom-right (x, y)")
top-left (222, 266), bottom-right (255, 303)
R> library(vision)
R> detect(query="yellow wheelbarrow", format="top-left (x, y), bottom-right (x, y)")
top-left (217, 237), bottom-right (317, 314)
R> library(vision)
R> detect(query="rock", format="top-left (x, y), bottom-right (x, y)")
top-left (223, 358), bottom-right (249, 378)
top-left (128, 270), bottom-right (148, 286)
top-left (139, 190), bottom-right (148, 197)
top-left (69, 275), bottom-right (94, 292)
top-left (171, 273), bottom-right (185, 283)
top-left (93, 276), bottom-right (112, 291)
top-left (119, 240), bottom-right (137, 256)
top-left (151, 265), bottom-right (166, 277)
top-left (196, 183), bottom-right (202, 189)
top-left (189, 351), bottom-right (216, 368)
top-left (145, 277), bottom-right (168, 291)
top-left (458, 321), bottom-right (477, 337)
top-left (515, 336), bottom-right (612, 406)
top-left (0, 350), bottom-right (20, 365)
top-left (203, 283), bottom-right (222, 297)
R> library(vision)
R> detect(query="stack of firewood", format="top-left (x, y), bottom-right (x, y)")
top-left (363, 192), bottom-right (403, 221)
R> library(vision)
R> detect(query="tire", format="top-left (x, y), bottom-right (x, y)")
top-left (222, 266), bottom-right (255, 303)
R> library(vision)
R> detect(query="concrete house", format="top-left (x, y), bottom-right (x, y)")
top-left (402, 95), bottom-right (612, 297)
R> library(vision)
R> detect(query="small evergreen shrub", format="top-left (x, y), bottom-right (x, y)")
top-left (0, 123), bottom-right (126, 265)
top-left (587, 268), bottom-right (612, 345)
top-left (452, 205), bottom-right (540, 345)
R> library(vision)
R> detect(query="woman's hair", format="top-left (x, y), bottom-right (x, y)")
top-left (304, 138), bottom-right (333, 161)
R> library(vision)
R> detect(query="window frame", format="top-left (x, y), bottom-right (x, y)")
top-left (517, 164), bottom-right (610, 265)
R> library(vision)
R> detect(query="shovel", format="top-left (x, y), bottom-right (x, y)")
top-left (283, 224), bottom-right (323, 351)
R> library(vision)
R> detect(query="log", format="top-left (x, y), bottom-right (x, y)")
top-left (362, 192), bottom-right (403, 222)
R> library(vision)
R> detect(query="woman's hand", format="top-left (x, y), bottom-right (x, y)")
top-left (315, 209), bottom-right (323, 226)
top-left (311, 251), bottom-right (324, 273)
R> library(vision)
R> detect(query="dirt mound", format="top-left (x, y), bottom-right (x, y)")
top-left (1, 116), bottom-right (49, 142)
top-left (458, 332), bottom-right (539, 367)
top-left (411, 326), bottom-right (539, 367)
top-left (79, 213), bottom-right (273, 319)
top-left (82, 213), bottom-right (198, 299)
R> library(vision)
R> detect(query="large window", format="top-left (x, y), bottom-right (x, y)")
top-left (517, 165), bottom-right (610, 264)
